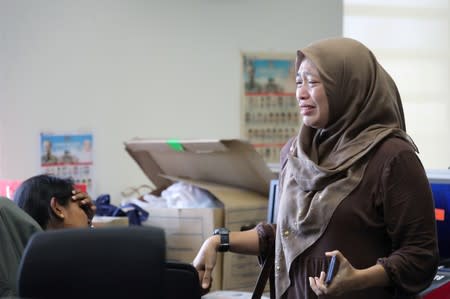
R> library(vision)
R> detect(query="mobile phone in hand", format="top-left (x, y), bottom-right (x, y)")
top-left (325, 255), bottom-right (338, 285)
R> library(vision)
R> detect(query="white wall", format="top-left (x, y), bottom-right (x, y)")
top-left (0, 0), bottom-right (343, 203)
top-left (344, 0), bottom-right (450, 170)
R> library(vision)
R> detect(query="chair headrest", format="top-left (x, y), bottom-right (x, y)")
top-left (18, 226), bottom-right (166, 299)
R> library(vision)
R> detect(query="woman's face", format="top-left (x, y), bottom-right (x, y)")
top-left (296, 58), bottom-right (329, 129)
top-left (59, 200), bottom-right (90, 228)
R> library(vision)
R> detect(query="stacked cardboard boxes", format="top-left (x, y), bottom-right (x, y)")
top-left (125, 139), bottom-right (277, 291)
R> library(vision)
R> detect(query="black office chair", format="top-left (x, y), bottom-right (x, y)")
top-left (17, 226), bottom-right (166, 299)
top-left (165, 261), bottom-right (201, 299)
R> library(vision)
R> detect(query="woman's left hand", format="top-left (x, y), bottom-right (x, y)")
top-left (72, 189), bottom-right (96, 221)
top-left (308, 250), bottom-right (359, 296)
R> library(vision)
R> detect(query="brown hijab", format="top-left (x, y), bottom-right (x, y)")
top-left (274, 37), bottom-right (416, 297)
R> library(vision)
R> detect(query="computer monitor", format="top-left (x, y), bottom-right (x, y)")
top-left (267, 179), bottom-right (279, 224)
top-left (427, 169), bottom-right (450, 261)
top-left (266, 170), bottom-right (450, 261)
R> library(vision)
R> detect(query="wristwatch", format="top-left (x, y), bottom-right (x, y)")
top-left (213, 227), bottom-right (230, 252)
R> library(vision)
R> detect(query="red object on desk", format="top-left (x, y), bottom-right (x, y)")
top-left (423, 281), bottom-right (450, 299)
top-left (421, 269), bottom-right (450, 299)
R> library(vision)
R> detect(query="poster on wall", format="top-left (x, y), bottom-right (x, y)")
top-left (40, 133), bottom-right (94, 194)
top-left (241, 53), bottom-right (300, 168)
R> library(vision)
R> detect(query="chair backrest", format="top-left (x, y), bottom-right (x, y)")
top-left (17, 226), bottom-right (166, 299)
top-left (0, 197), bottom-right (42, 297)
top-left (165, 261), bottom-right (201, 299)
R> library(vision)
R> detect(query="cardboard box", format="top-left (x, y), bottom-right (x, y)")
top-left (92, 216), bottom-right (129, 228)
top-left (124, 139), bottom-right (277, 291)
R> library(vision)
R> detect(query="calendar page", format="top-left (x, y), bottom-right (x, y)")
top-left (241, 53), bottom-right (300, 167)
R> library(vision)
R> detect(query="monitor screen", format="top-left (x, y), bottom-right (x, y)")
top-left (267, 179), bottom-right (279, 224)
top-left (427, 169), bottom-right (450, 261)
top-left (267, 170), bottom-right (450, 260)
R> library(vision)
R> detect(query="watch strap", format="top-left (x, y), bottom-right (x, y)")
top-left (213, 228), bottom-right (230, 252)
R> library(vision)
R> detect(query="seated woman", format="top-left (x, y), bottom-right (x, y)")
top-left (13, 174), bottom-right (96, 229)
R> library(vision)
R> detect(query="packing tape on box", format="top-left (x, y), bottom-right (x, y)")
top-left (167, 139), bottom-right (184, 152)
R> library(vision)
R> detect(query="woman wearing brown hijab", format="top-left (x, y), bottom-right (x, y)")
top-left (193, 37), bottom-right (439, 298)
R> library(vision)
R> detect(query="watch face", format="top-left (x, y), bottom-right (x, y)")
top-left (214, 228), bottom-right (229, 235)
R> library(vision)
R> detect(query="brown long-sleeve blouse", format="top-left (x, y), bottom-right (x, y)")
top-left (257, 137), bottom-right (439, 299)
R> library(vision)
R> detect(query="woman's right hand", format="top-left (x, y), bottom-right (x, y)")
top-left (192, 235), bottom-right (220, 294)
top-left (309, 250), bottom-right (390, 296)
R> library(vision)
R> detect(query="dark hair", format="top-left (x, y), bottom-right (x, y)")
top-left (14, 174), bottom-right (74, 229)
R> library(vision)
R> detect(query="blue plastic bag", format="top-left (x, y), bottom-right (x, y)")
top-left (95, 194), bottom-right (149, 226)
